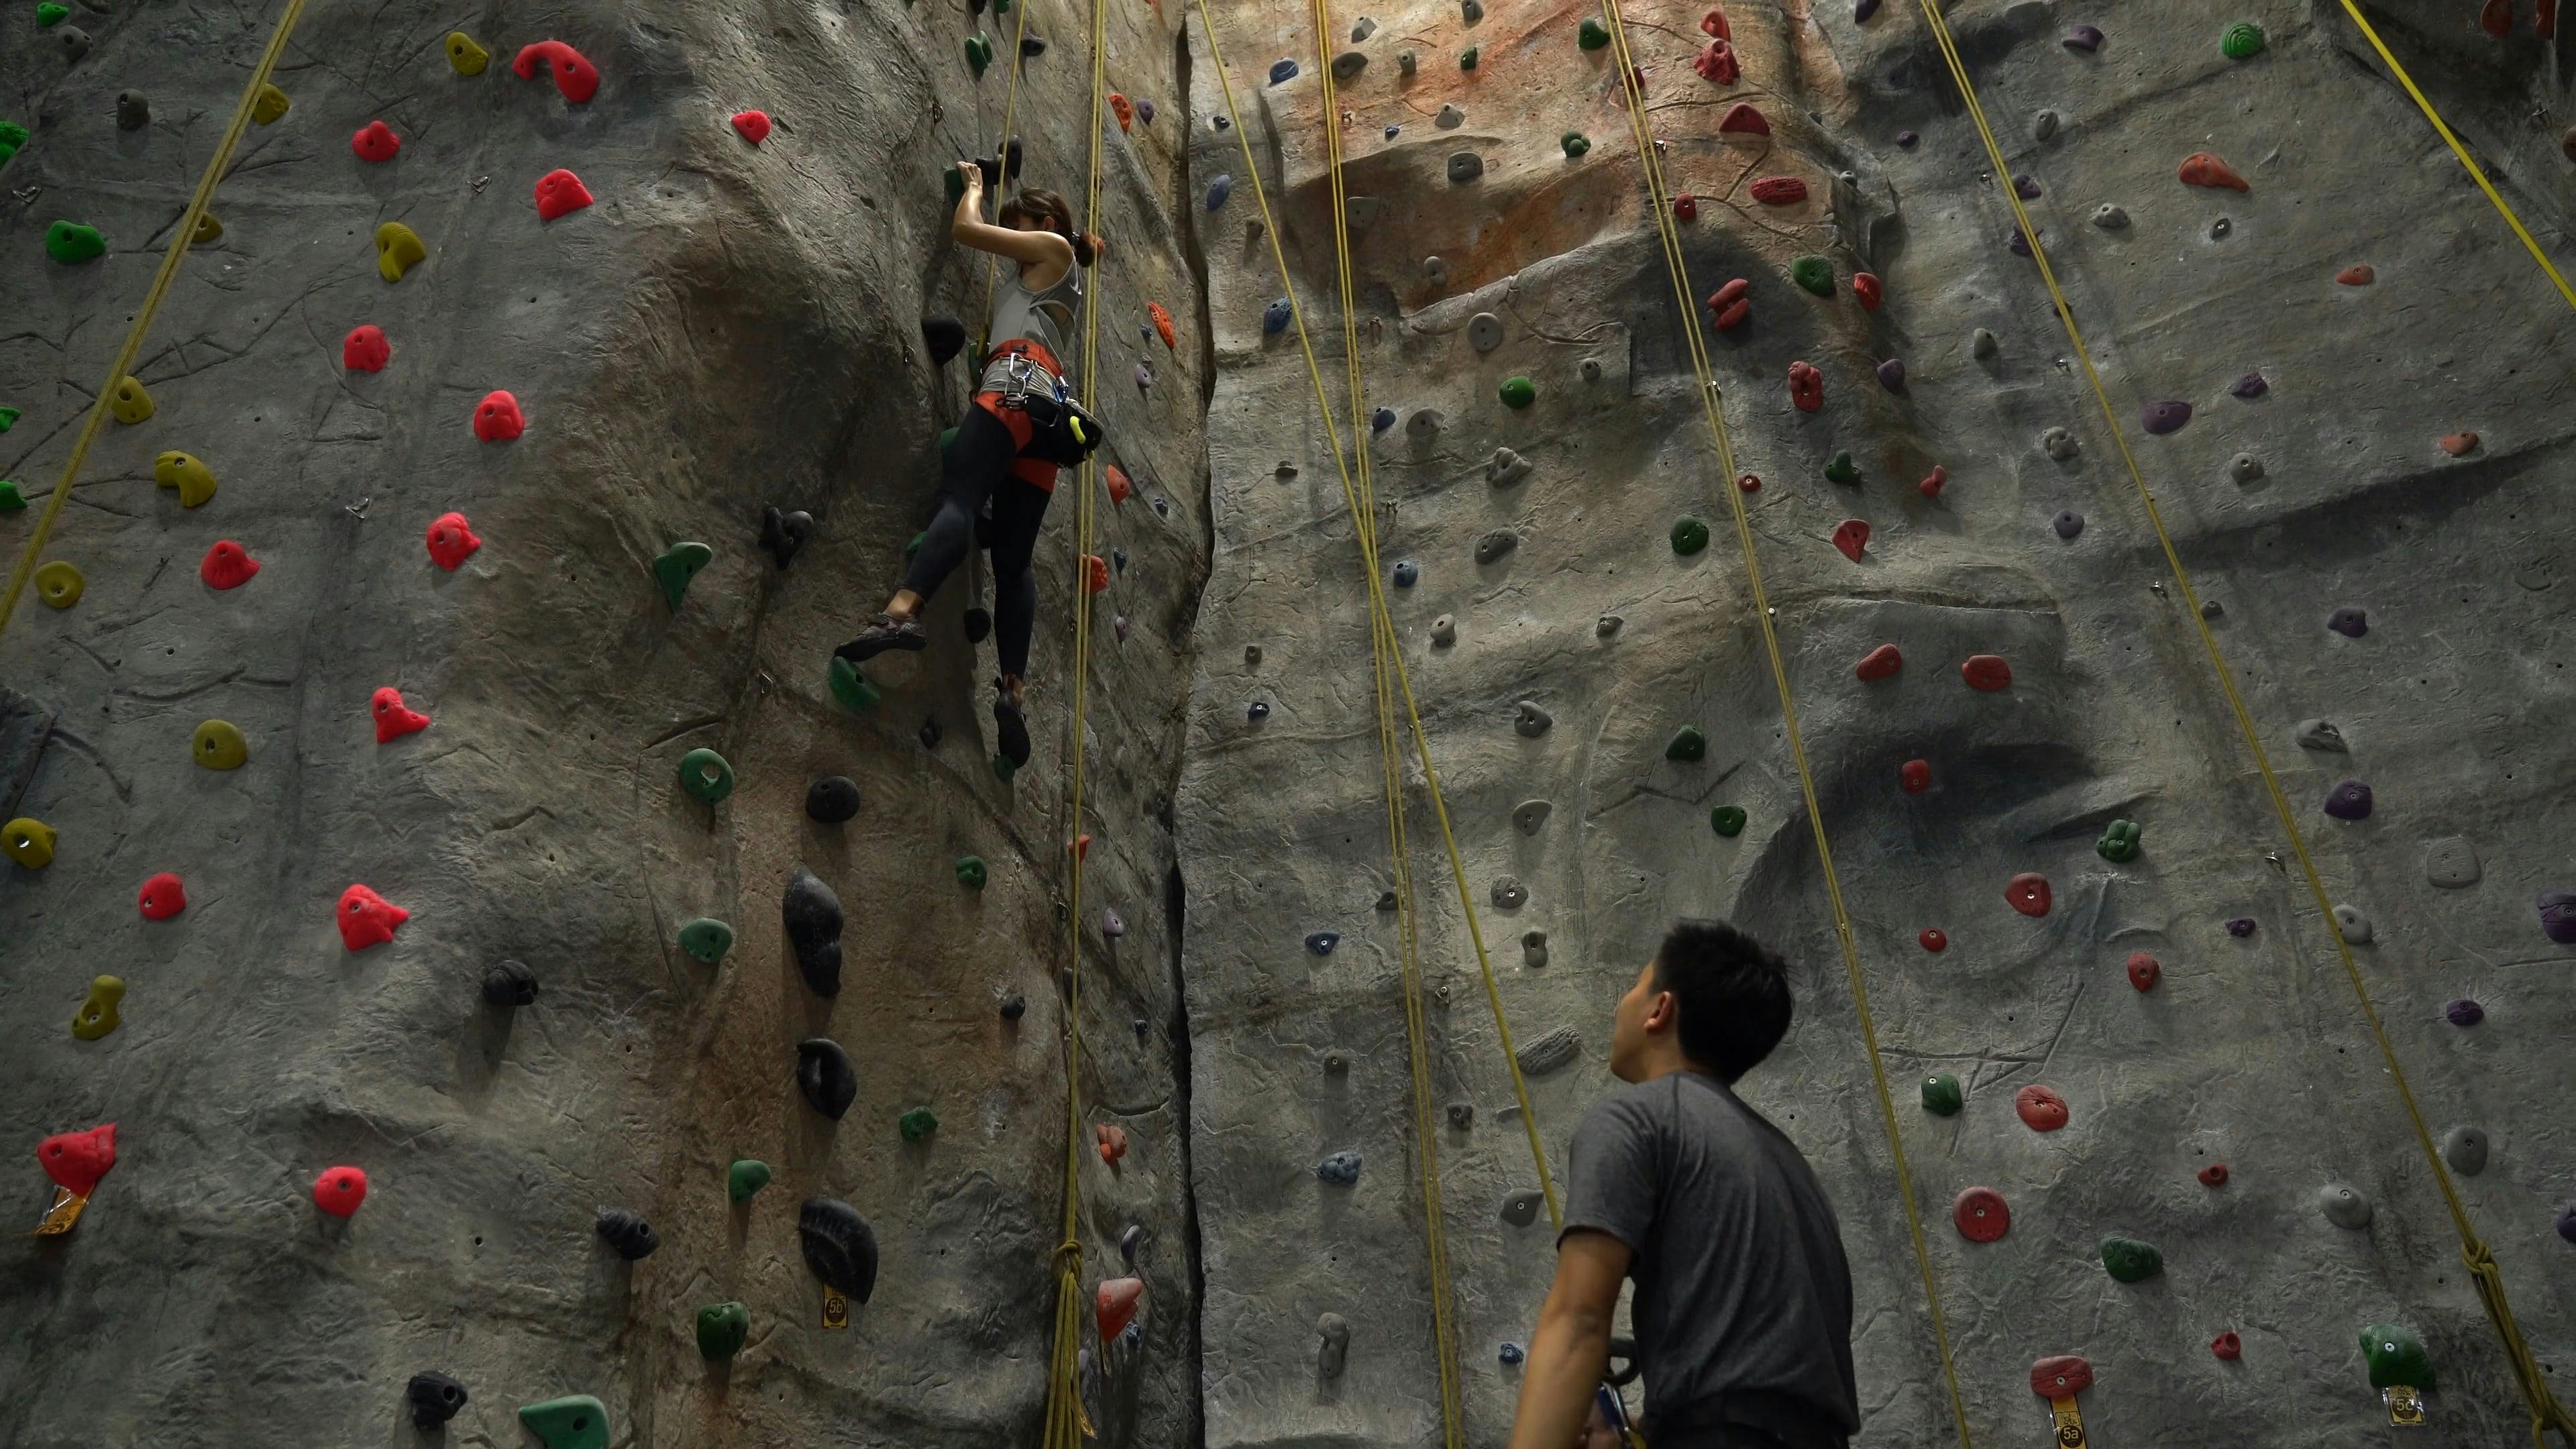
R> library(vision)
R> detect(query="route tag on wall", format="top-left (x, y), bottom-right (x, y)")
top-left (822, 1286), bottom-right (849, 1330)
top-left (2383, 1385), bottom-right (2426, 1427)
top-left (33, 1187), bottom-right (88, 1236)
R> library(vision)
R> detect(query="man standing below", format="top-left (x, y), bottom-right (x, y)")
top-left (1506, 920), bottom-right (1861, 1449)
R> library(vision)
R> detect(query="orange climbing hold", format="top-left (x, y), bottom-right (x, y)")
top-left (1694, 38), bottom-right (1739, 85)
top-left (1851, 272), bottom-right (1883, 310)
top-left (1148, 301), bottom-right (1177, 350)
top-left (1110, 93), bottom-right (1134, 131)
top-left (1083, 554), bottom-right (1110, 594)
top-left (534, 168), bottom-right (594, 221)
top-left (1095, 1122), bottom-right (1127, 1163)
top-left (2439, 431), bottom-right (2480, 456)
top-left (1787, 360), bottom-right (1822, 413)
top-left (2178, 152), bottom-right (2249, 191)
top-left (513, 40), bottom-right (600, 103)
top-left (1095, 1277), bottom-right (1145, 1342)
top-left (1749, 176), bottom-right (1807, 206)
top-left (1830, 519), bottom-right (1868, 562)
top-left (1106, 464), bottom-right (1132, 504)
top-left (1961, 654), bottom-right (2012, 691)
top-left (2336, 264), bottom-right (2375, 286)
top-left (1717, 103), bottom-right (1768, 135)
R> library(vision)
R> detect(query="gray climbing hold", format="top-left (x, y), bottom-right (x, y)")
top-left (2042, 427), bottom-right (2080, 461)
top-left (1474, 529), bottom-right (1518, 565)
top-left (1467, 312), bottom-right (1503, 350)
top-left (2201, 600), bottom-right (2224, 619)
top-left (1487, 447), bottom-right (1533, 486)
top-left (1462, 0), bottom-right (1482, 19)
top-left (2091, 203), bottom-right (2129, 229)
top-left (596, 1208), bottom-right (661, 1260)
top-left (1407, 408), bottom-right (1444, 438)
top-left (1446, 152), bottom-right (1483, 183)
top-left (1521, 930), bottom-right (1548, 967)
top-left (1515, 1024), bottom-right (1579, 1075)
top-left (1436, 103), bottom-right (1466, 130)
top-left (1491, 876), bottom-right (1527, 908)
top-left (116, 91), bottom-right (149, 131)
top-left (2294, 718), bottom-right (2348, 753)
top-left (2052, 510), bottom-right (2084, 540)
top-left (1972, 327), bottom-right (1999, 359)
top-left (1580, 357), bottom-right (1603, 382)
top-left (2332, 904), bottom-right (2373, 943)
top-left (1514, 702), bottom-right (1550, 737)
top-left (1377, 890), bottom-right (1399, 911)
top-left (1398, 48), bottom-right (1416, 74)
top-left (1430, 615), bottom-right (1457, 646)
top-left (2318, 1183), bottom-right (2373, 1230)
top-left (797, 1038), bottom-right (858, 1120)
top-left (1306, 931), bottom-right (1339, 955)
top-left (1332, 50), bottom-right (1367, 79)
top-left (1422, 256), bottom-right (1449, 285)
top-left (1318, 1313), bottom-right (1351, 1377)
top-left (1351, 16), bottom-right (1377, 40)
top-left (58, 25), bottom-right (91, 61)
top-left (1316, 1149), bottom-right (1362, 1184)
top-left (482, 959), bottom-right (539, 1008)
top-left (2442, 1125), bottom-right (2488, 1175)
top-left (1500, 1189), bottom-right (1544, 1226)
top-left (1447, 1103), bottom-right (1473, 1128)
top-left (783, 866), bottom-right (845, 998)
top-left (2327, 606), bottom-right (2367, 638)
top-left (1345, 196), bottom-right (1379, 229)
top-left (2229, 452), bottom-right (2265, 483)
top-left (2426, 837), bottom-right (2480, 888)
top-left (1322, 1050), bottom-right (1348, 1074)
top-left (1597, 614), bottom-right (1622, 637)
top-left (1513, 799), bottom-right (1551, 834)
top-left (2033, 109), bottom-right (2060, 142)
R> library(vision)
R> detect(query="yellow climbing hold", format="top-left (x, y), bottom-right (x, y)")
top-left (447, 32), bottom-right (491, 75)
top-left (34, 560), bottom-right (84, 609)
top-left (192, 718), bottom-right (248, 770)
top-left (154, 451), bottom-right (217, 507)
top-left (190, 213), bottom-right (222, 244)
top-left (109, 377), bottom-right (154, 424)
top-left (4, 817), bottom-right (57, 868)
top-left (375, 221), bottom-right (426, 282)
top-left (72, 977), bottom-right (123, 1040)
top-left (252, 83), bottom-right (290, 125)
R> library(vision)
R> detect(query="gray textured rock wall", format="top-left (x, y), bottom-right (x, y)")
top-left (3, 1), bottom-right (1209, 1445)
top-left (1179, 1), bottom-right (2573, 1446)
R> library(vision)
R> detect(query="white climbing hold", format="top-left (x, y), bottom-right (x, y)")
top-left (1467, 312), bottom-right (1503, 351)
top-left (1487, 447), bottom-right (1532, 486)
top-left (1422, 256), bottom-right (1449, 285)
top-left (2092, 203), bottom-right (2129, 229)
top-left (1430, 614), bottom-right (1457, 645)
top-left (2317, 1183), bottom-right (2373, 1230)
top-left (2229, 452), bottom-right (2265, 483)
top-left (2294, 718), bottom-right (2349, 753)
top-left (1513, 800), bottom-right (1551, 834)
top-left (2042, 427), bottom-right (2080, 461)
top-left (2441, 1125), bottom-right (2488, 1175)
top-left (1515, 1024), bottom-right (1578, 1074)
top-left (2331, 904), bottom-right (2373, 943)
top-left (1436, 103), bottom-right (1466, 129)
top-left (2425, 836), bottom-right (2480, 888)
top-left (2033, 109), bottom-right (2061, 141)
top-left (1972, 327), bottom-right (1999, 359)
top-left (1406, 408), bottom-right (1444, 438)
top-left (1514, 702), bottom-right (1551, 737)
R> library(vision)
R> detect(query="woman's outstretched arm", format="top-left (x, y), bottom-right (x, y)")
top-left (950, 161), bottom-right (1073, 272)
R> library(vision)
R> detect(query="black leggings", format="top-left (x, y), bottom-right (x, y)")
top-left (898, 405), bottom-right (1053, 679)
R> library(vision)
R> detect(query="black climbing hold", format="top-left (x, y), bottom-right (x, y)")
top-left (761, 506), bottom-right (814, 570)
top-left (1448, 1103), bottom-right (1473, 1129)
top-left (1018, 36), bottom-right (1044, 57)
top-left (783, 865), bottom-right (845, 997)
top-left (1003, 137), bottom-right (1024, 181)
top-left (797, 1038), bottom-right (858, 1120)
top-left (797, 1195), bottom-right (879, 1302)
top-left (482, 959), bottom-right (539, 1008)
top-left (919, 717), bottom-right (943, 751)
top-left (407, 1371), bottom-right (469, 1429)
top-left (116, 91), bottom-right (149, 131)
top-left (805, 776), bottom-right (861, 824)
top-left (924, 316), bottom-right (966, 366)
top-left (1248, 701), bottom-right (1271, 722)
top-left (1305, 931), bottom-right (1339, 955)
top-left (2446, 998), bottom-right (2483, 1026)
top-left (963, 607), bottom-right (993, 643)
top-left (595, 1208), bottom-right (660, 1260)
top-left (2327, 606), bottom-right (2367, 638)
top-left (1001, 993), bottom-right (1026, 1021)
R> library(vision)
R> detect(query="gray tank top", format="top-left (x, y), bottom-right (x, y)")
top-left (986, 263), bottom-right (1081, 380)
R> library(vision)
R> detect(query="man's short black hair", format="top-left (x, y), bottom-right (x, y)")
top-left (1652, 919), bottom-right (1793, 1083)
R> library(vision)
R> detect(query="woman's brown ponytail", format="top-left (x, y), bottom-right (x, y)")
top-left (1000, 188), bottom-right (1098, 267)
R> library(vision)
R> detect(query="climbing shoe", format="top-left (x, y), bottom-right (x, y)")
top-left (993, 686), bottom-right (1031, 768)
top-left (834, 614), bottom-right (926, 664)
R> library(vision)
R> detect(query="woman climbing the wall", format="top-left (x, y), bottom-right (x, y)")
top-left (835, 159), bottom-right (1099, 769)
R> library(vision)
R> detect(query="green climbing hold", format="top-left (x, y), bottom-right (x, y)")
top-left (1578, 17), bottom-right (1611, 48)
top-left (2098, 1234), bottom-right (2164, 1283)
top-left (2220, 21), bottom-right (2265, 59)
top-left (0, 121), bottom-right (25, 169)
top-left (955, 855), bottom-right (988, 890)
top-left (1671, 516), bottom-right (1709, 555)
top-left (1711, 806), bottom-right (1747, 837)
top-left (904, 530), bottom-right (926, 563)
top-left (0, 481), bottom-right (25, 511)
top-left (993, 753), bottom-right (1018, 782)
top-left (900, 1106), bottom-right (938, 1140)
top-left (517, 1395), bottom-right (610, 1449)
top-left (966, 32), bottom-right (995, 76)
top-left (46, 221), bottom-right (105, 265)
top-left (678, 747), bottom-right (735, 804)
top-left (653, 541), bottom-right (713, 610)
top-left (1823, 451), bottom-right (1860, 486)
top-left (696, 1302), bottom-right (749, 1360)
top-left (1561, 131), bottom-right (1591, 158)
top-left (939, 424), bottom-right (959, 453)
top-left (828, 656), bottom-right (881, 713)
top-left (0, 406), bottom-right (18, 432)
top-left (678, 917), bottom-right (735, 965)
top-left (728, 1159), bottom-right (771, 1203)
top-left (1498, 376), bottom-right (1536, 409)
top-left (2095, 818), bottom-right (2141, 863)
top-left (1921, 1073), bottom-right (1963, 1116)
top-left (1666, 727), bottom-right (1706, 762)
top-left (36, 2), bottom-right (68, 25)
top-left (1790, 256), bottom-right (1834, 297)
top-left (1460, 44), bottom-right (1479, 69)
top-left (2359, 1323), bottom-right (2435, 1392)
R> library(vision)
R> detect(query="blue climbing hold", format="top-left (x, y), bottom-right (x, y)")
top-left (1385, 125), bottom-right (1401, 140)
top-left (1306, 931), bottom-right (1339, 955)
top-left (1393, 560), bottom-right (1418, 587)
top-left (2226, 916), bottom-right (2257, 936)
top-left (1263, 298), bottom-right (1293, 335)
top-left (1317, 1150), bottom-right (1361, 1184)
top-left (1207, 175), bottom-right (1232, 210)
top-left (1270, 58), bottom-right (1299, 84)
top-left (1372, 407), bottom-right (1395, 433)
top-left (1499, 1342), bottom-right (1527, 1365)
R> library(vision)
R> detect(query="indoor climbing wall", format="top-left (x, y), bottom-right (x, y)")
top-left (1179, 0), bottom-right (2573, 1446)
top-left (2, 1), bottom-right (1212, 1445)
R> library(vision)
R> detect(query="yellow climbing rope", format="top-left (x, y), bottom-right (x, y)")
top-left (2332, 0), bottom-right (2576, 313)
top-left (0, 0), bottom-right (313, 641)
top-left (1912, 3), bottom-right (2575, 1442)
top-left (975, 0), bottom-right (1040, 361)
top-left (1587, 6), bottom-right (1980, 1445)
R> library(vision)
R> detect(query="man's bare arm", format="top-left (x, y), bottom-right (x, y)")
top-left (1507, 1230), bottom-right (1631, 1449)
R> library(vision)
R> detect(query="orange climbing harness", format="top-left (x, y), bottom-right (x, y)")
top-left (0, 0), bottom-right (315, 640)
top-left (1589, 5), bottom-right (1982, 1446)
top-left (1910, 3), bottom-right (2575, 1444)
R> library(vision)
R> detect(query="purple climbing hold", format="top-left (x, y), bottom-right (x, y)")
top-left (2327, 606), bottom-right (2367, 638)
top-left (2559, 1203), bottom-right (2576, 1244)
top-left (2537, 890), bottom-right (2576, 944)
top-left (1876, 358), bottom-right (1907, 390)
top-left (1306, 931), bottom-right (1339, 955)
top-left (2225, 916), bottom-right (2257, 937)
top-left (1102, 907), bottom-right (1126, 938)
top-left (1114, 614), bottom-right (1131, 642)
top-left (2323, 779), bottom-right (2374, 820)
top-left (1896, 130), bottom-right (1919, 148)
top-left (1206, 175), bottom-right (1232, 211)
top-left (2052, 510), bottom-right (2084, 539)
top-left (2141, 400), bottom-right (2193, 435)
top-left (2231, 372), bottom-right (2268, 398)
top-left (2445, 998), bottom-right (2485, 1026)
top-left (2063, 23), bottom-right (2104, 50)
top-left (1137, 98), bottom-right (1156, 123)
top-left (1854, 0), bottom-right (1881, 18)
top-left (1269, 58), bottom-right (1299, 84)
top-left (2008, 229), bottom-right (2034, 257)
top-left (2013, 174), bottom-right (2042, 199)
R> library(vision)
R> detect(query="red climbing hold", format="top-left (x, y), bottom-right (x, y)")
top-left (1694, 39), bottom-right (1739, 85)
top-left (312, 1165), bottom-right (370, 1217)
top-left (1961, 654), bottom-right (2012, 691)
top-left (2006, 873), bottom-right (2053, 917)
top-left (1701, 6), bottom-right (1730, 38)
top-left (1673, 194), bottom-right (1698, 222)
top-left (1149, 302), bottom-right (1177, 350)
top-left (1787, 360), bottom-right (1823, 413)
top-left (1918, 928), bottom-right (1947, 952)
top-left (2013, 1083), bottom-right (2069, 1131)
top-left (1917, 465), bottom-right (1947, 500)
top-left (343, 324), bottom-right (390, 372)
top-left (1095, 1277), bottom-right (1145, 1342)
top-left (1900, 759), bottom-right (1930, 794)
top-left (1851, 272), bottom-right (1883, 311)
top-left (2542, 0), bottom-right (2560, 38)
top-left (1095, 1122), bottom-right (1128, 1163)
top-left (2126, 951), bottom-right (2161, 991)
top-left (1749, 176), bottom-right (1807, 206)
top-left (200, 541), bottom-right (260, 590)
top-left (2199, 1162), bottom-right (2230, 1187)
top-left (337, 883), bottom-right (409, 951)
top-left (513, 40), bottom-right (600, 104)
top-left (1106, 464), bottom-right (1132, 505)
top-left (2028, 1356), bottom-right (2093, 1398)
top-left (138, 872), bottom-right (187, 920)
top-left (731, 109), bottom-right (772, 144)
top-left (473, 390), bottom-right (525, 442)
top-left (1735, 472), bottom-right (1761, 492)
top-left (2336, 264), bottom-right (2375, 286)
top-left (534, 168), bottom-right (594, 221)
top-left (2481, 0), bottom-right (2512, 36)
top-left (2178, 152), bottom-right (2250, 191)
top-left (1953, 1186), bottom-right (2010, 1242)
top-left (1110, 93), bottom-right (1134, 131)
top-left (1718, 103), bottom-right (1769, 136)
top-left (39, 1124), bottom-right (117, 1197)
top-left (1707, 277), bottom-right (1750, 331)
top-left (372, 686), bottom-right (431, 743)
top-left (1083, 554), bottom-right (1110, 594)
top-left (2211, 1331), bottom-right (2242, 1361)
top-left (351, 121), bottom-right (402, 164)
top-left (2439, 431), bottom-right (2479, 456)
top-left (1855, 643), bottom-right (1902, 681)
top-left (1831, 519), bottom-right (1869, 562)
top-left (425, 512), bottom-right (482, 570)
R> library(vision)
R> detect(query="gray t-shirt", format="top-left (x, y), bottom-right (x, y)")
top-left (1560, 1071), bottom-right (1860, 1435)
